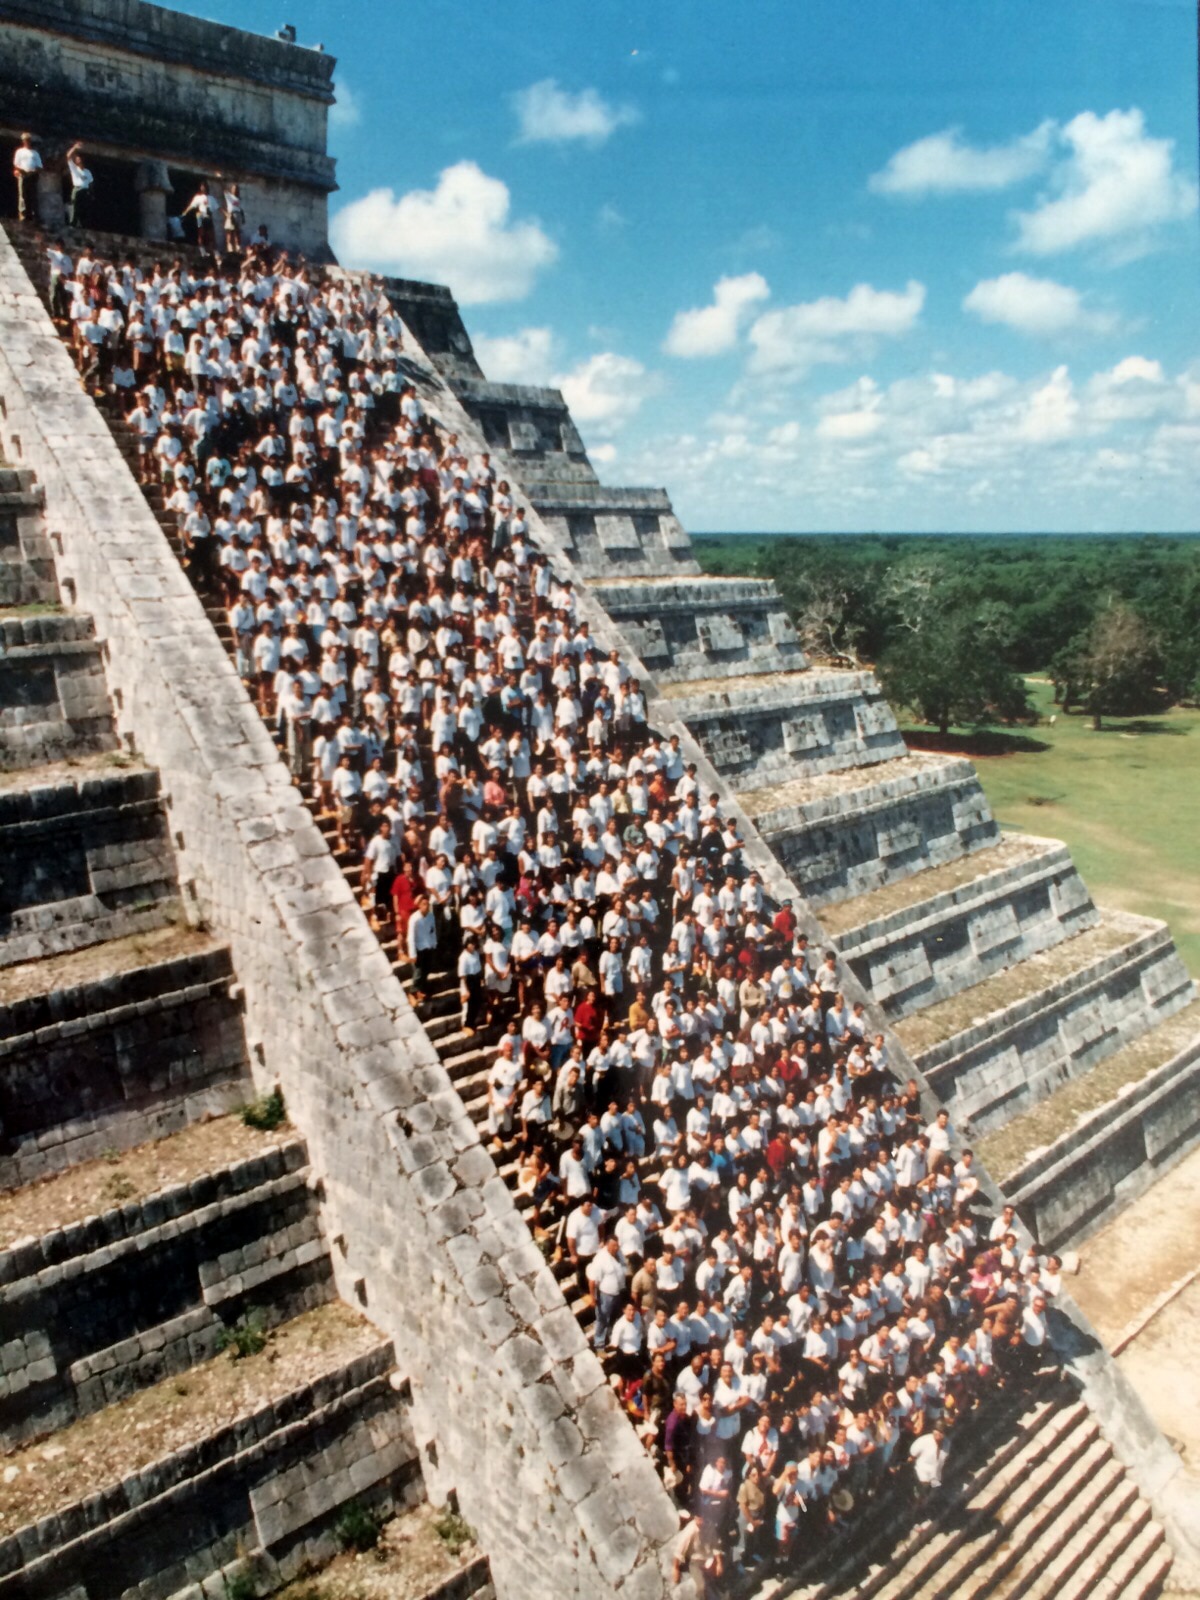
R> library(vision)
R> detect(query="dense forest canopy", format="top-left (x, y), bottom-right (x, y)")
top-left (695, 534), bottom-right (1200, 730)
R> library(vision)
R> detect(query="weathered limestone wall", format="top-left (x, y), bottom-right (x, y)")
top-left (0, 0), bottom-right (336, 254)
top-left (0, 1341), bottom-right (421, 1600)
top-left (0, 230), bottom-right (677, 1600)
top-left (590, 577), bottom-right (806, 680)
top-left (0, 1139), bottom-right (333, 1447)
top-left (919, 917), bottom-right (1195, 1132)
top-left (1005, 1042), bottom-right (1200, 1250)
top-left (836, 838), bottom-right (1100, 1016)
top-left (664, 668), bottom-right (906, 783)
top-left (0, 941), bottom-right (251, 1188)
top-left (753, 755), bottom-right (999, 903)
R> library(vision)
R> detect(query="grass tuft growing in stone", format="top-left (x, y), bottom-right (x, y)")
top-left (241, 1087), bottom-right (286, 1132)
top-left (217, 1310), bottom-right (269, 1361)
top-left (334, 1500), bottom-right (383, 1553)
top-left (432, 1509), bottom-right (476, 1554)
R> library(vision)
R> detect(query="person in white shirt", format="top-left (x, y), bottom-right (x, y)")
top-left (909, 1425), bottom-right (948, 1498)
top-left (588, 1236), bottom-right (628, 1349)
top-left (12, 134), bottom-right (42, 222)
top-left (66, 143), bottom-right (94, 227)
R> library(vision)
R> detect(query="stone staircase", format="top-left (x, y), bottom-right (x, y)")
top-left (761, 1376), bottom-right (1171, 1600)
top-left (4, 222), bottom-right (1192, 1597)
top-left (0, 453), bottom-right (475, 1600)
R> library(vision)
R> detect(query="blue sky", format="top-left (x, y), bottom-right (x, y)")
top-left (181, 0), bottom-right (1199, 531)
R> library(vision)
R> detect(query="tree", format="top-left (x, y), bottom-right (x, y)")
top-left (1062, 602), bottom-right (1160, 729)
top-left (791, 574), bottom-right (866, 666)
top-left (878, 604), bottom-right (1032, 735)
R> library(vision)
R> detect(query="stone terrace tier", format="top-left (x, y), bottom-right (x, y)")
top-left (0, 754), bottom-right (179, 967)
top-left (821, 834), bottom-right (1100, 1018)
top-left (895, 910), bottom-right (1194, 1134)
top-left (0, 609), bottom-right (118, 771)
top-left (530, 484), bottom-right (700, 579)
top-left (590, 573), bottom-right (808, 681)
top-left (0, 468), bottom-right (55, 607)
top-left (658, 667), bottom-right (907, 785)
top-left (740, 752), bottom-right (999, 905)
top-left (448, 378), bottom-right (597, 489)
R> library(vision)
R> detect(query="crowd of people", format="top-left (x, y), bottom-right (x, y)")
top-left (39, 216), bottom-right (1063, 1587)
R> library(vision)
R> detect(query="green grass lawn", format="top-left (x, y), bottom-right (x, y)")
top-left (900, 678), bottom-right (1200, 976)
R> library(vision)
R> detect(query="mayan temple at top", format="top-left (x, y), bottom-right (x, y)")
top-left (0, 3), bottom-right (1198, 1598)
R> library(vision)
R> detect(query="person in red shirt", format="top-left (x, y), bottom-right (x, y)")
top-left (574, 991), bottom-right (603, 1052)
top-left (773, 898), bottom-right (797, 944)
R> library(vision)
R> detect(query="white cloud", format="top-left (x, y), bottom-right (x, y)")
top-left (663, 273), bottom-right (771, 358)
top-left (512, 79), bottom-right (640, 146)
top-left (816, 378), bottom-right (886, 441)
top-left (552, 352), bottom-right (654, 431)
top-left (1086, 355), bottom-right (1172, 422)
top-left (963, 272), bottom-right (1115, 336)
top-left (1014, 109), bottom-right (1197, 255)
top-left (615, 353), bottom-right (1200, 530)
top-left (329, 162), bottom-right (557, 305)
top-left (329, 80), bottom-right (361, 129)
top-left (869, 122), bottom-right (1053, 195)
top-left (589, 442), bottom-right (619, 465)
top-left (1016, 365), bottom-right (1079, 441)
top-left (472, 327), bottom-right (558, 385)
top-left (746, 281), bottom-right (925, 378)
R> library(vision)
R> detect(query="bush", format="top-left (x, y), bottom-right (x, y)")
top-left (433, 1509), bottom-right (476, 1554)
top-left (217, 1310), bottom-right (268, 1361)
top-left (241, 1088), bottom-right (286, 1132)
top-left (334, 1499), bottom-right (383, 1553)
top-left (224, 1575), bottom-right (257, 1600)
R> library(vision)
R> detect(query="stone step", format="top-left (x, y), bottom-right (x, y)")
top-left (0, 609), bottom-right (119, 771)
top-left (1056, 1515), bottom-right (1169, 1600)
top-left (987, 1459), bottom-right (1142, 1600)
top-left (0, 1303), bottom-right (420, 1600)
top-left (894, 909), bottom-right (1196, 1136)
top-left (655, 666), bottom-right (906, 786)
top-left (741, 752), bottom-right (999, 907)
top-left (823, 833), bottom-right (1099, 1019)
top-left (589, 574), bottom-right (807, 682)
top-left (0, 754), bottom-right (180, 968)
top-left (991, 996), bottom-right (1200, 1249)
top-left (786, 1384), bottom-right (1070, 1600)
top-left (870, 1401), bottom-right (1101, 1600)
top-left (0, 1133), bottom-right (335, 1448)
top-left (921, 1435), bottom-right (1121, 1600)
top-left (0, 927), bottom-right (253, 1190)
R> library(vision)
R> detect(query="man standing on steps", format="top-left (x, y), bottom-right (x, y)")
top-left (66, 142), bottom-right (93, 227)
top-left (12, 134), bottom-right (41, 223)
top-left (908, 1421), bottom-right (947, 1512)
top-left (589, 1233), bottom-right (628, 1350)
